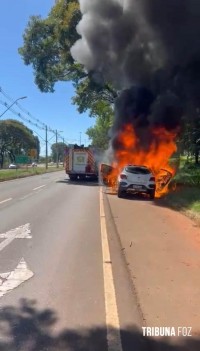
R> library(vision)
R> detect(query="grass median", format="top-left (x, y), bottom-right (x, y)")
top-left (0, 167), bottom-right (64, 182)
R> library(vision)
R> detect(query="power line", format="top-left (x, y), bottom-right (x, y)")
top-left (0, 86), bottom-right (68, 167)
top-left (0, 87), bottom-right (46, 129)
top-left (0, 87), bottom-right (65, 138)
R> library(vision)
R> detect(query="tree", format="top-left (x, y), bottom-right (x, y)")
top-left (18, 0), bottom-right (117, 118)
top-left (0, 119), bottom-right (39, 168)
top-left (86, 105), bottom-right (113, 149)
top-left (34, 136), bottom-right (40, 162)
top-left (51, 142), bottom-right (67, 163)
top-left (178, 110), bottom-right (200, 164)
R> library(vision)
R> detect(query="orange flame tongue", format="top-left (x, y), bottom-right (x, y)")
top-left (110, 124), bottom-right (178, 197)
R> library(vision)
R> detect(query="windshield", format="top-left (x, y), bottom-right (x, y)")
top-left (125, 166), bottom-right (151, 174)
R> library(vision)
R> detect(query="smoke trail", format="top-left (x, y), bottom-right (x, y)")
top-left (71, 0), bottom-right (200, 155)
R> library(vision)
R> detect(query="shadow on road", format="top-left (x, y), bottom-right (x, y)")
top-left (0, 299), bottom-right (199, 351)
top-left (56, 179), bottom-right (100, 187)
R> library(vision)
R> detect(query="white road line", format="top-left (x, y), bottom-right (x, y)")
top-left (33, 185), bottom-right (46, 191)
top-left (0, 198), bottom-right (12, 205)
top-left (0, 258), bottom-right (34, 298)
top-left (100, 188), bottom-right (123, 351)
top-left (0, 223), bottom-right (31, 252)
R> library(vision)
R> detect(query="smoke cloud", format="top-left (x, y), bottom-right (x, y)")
top-left (71, 0), bottom-right (200, 157)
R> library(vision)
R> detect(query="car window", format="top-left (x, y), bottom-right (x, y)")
top-left (125, 166), bottom-right (151, 174)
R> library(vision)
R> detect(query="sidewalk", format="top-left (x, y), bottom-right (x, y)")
top-left (106, 191), bottom-right (200, 338)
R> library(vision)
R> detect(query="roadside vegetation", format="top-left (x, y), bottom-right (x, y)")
top-left (160, 157), bottom-right (200, 223)
top-left (0, 166), bottom-right (63, 182)
top-left (0, 119), bottom-right (40, 169)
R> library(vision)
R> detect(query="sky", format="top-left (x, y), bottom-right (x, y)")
top-left (0, 0), bottom-right (95, 155)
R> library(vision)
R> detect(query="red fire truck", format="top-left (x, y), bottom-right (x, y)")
top-left (64, 145), bottom-right (99, 181)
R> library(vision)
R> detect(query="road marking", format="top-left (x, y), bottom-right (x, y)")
top-left (0, 223), bottom-right (32, 252)
top-left (100, 188), bottom-right (123, 351)
top-left (0, 198), bottom-right (12, 205)
top-left (20, 193), bottom-right (34, 200)
top-left (33, 184), bottom-right (46, 191)
top-left (0, 258), bottom-right (34, 298)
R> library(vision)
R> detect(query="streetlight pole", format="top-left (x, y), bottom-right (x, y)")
top-left (0, 96), bottom-right (27, 118)
top-left (55, 130), bottom-right (64, 168)
top-left (56, 129), bottom-right (59, 168)
top-left (45, 125), bottom-right (48, 170)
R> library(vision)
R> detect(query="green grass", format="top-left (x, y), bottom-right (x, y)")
top-left (0, 167), bottom-right (64, 181)
top-left (172, 161), bottom-right (200, 187)
top-left (157, 158), bottom-right (200, 223)
top-left (158, 185), bottom-right (200, 223)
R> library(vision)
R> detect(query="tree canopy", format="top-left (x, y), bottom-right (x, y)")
top-left (51, 142), bottom-right (67, 163)
top-left (18, 0), bottom-right (116, 119)
top-left (0, 119), bottom-right (39, 168)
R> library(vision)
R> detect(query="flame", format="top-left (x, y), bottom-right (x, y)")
top-left (106, 124), bottom-right (178, 197)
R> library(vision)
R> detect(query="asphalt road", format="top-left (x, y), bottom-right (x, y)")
top-left (106, 190), bottom-right (200, 350)
top-left (1, 173), bottom-right (199, 350)
top-left (0, 173), bottom-right (145, 351)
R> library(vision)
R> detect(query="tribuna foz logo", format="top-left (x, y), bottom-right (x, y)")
top-left (142, 327), bottom-right (192, 337)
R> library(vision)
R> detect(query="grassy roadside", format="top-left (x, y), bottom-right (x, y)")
top-left (158, 186), bottom-right (200, 222)
top-left (0, 167), bottom-right (64, 182)
top-left (158, 162), bottom-right (200, 224)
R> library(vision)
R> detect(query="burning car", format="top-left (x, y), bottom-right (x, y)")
top-left (117, 165), bottom-right (156, 199)
top-left (100, 162), bottom-right (175, 198)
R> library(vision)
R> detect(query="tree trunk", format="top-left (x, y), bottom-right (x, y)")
top-left (0, 152), bottom-right (4, 169)
top-left (195, 149), bottom-right (199, 164)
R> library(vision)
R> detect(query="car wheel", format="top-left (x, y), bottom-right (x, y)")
top-left (69, 175), bottom-right (77, 181)
top-left (149, 190), bottom-right (155, 200)
top-left (79, 175), bottom-right (86, 181)
top-left (117, 188), bottom-right (126, 198)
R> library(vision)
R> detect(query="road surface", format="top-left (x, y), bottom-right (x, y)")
top-left (0, 172), bottom-right (144, 351)
top-left (1, 173), bottom-right (200, 351)
top-left (106, 190), bottom-right (200, 350)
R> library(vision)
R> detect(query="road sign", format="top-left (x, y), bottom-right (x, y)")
top-left (15, 155), bottom-right (29, 164)
top-left (28, 149), bottom-right (37, 157)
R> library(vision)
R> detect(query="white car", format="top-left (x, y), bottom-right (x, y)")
top-left (8, 164), bottom-right (17, 169)
top-left (117, 165), bottom-right (156, 199)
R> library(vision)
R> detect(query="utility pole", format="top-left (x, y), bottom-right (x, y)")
top-left (45, 125), bottom-right (48, 169)
top-left (56, 129), bottom-right (59, 168)
top-left (80, 132), bottom-right (82, 146)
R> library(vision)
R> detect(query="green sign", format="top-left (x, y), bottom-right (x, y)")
top-left (15, 155), bottom-right (29, 164)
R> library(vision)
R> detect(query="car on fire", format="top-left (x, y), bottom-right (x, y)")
top-left (117, 165), bottom-right (156, 199)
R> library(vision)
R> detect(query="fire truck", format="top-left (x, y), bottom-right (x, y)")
top-left (64, 145), bottom-right (99, 181)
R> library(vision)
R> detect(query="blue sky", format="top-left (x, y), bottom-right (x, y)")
top-left (0, 0), bottom-right (95, 155)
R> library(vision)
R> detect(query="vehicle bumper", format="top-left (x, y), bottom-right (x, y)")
top-left (119, 182), bottom-right (156, 193)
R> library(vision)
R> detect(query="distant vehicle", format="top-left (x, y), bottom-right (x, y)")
top-left (9, 164), bottom-right (17, 169)
top-left (64, 145), bottom-right (98, 181)
top-left (32, 162), bottom-right (37, 167)
top-left (117, 165), bottom-right (156, 199)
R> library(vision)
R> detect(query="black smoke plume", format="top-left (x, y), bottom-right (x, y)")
top-left (71, 0), bottom-right (200, 156)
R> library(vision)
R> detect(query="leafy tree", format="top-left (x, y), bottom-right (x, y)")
top-left (51, 142), bottom-right (67, 163)
top-left (18, 0), bottom-right (82, 93)
top-left (86, 106), bottom-right (113, 149)
top-left (18, 0), bottom-right (117, 118)
top-left (34, 136), bottom-right (40, 161)
top-left (0, 119), bottom-right (39, 168)
top-left (178, 111), bottom-right (200, 164)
